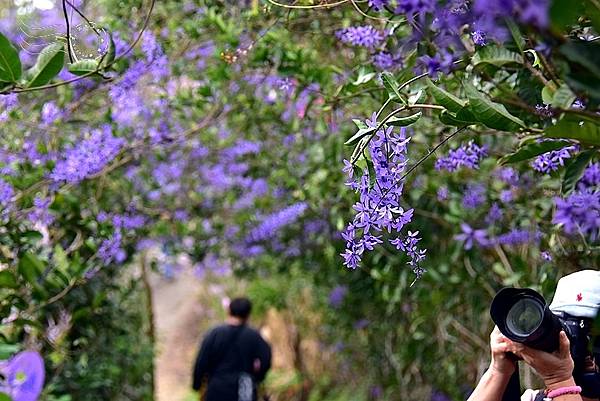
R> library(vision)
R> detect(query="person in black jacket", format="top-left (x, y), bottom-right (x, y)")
top-left (192, 297), bottom-right (272, 401)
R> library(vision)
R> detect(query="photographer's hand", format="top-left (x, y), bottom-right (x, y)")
top-left (467, 326), bottom-right (517, 401)
top-left (511, 331), bottom-right (575, 391)
top-left (489, 326), bottom-right (518, 376)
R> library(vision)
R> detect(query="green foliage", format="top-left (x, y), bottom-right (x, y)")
top-left (25, 43), bottom-right (65, 88)
top-left (0, 31), bottom-right (21, 82)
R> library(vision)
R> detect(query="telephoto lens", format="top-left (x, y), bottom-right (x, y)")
top-left (490, 287), bottom-right (563, 352)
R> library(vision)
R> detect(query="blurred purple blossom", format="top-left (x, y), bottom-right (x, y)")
top-left (0, 351), bottom-right (45, 401)
top-left (336, 26), bottom-right (385, 48)
top-left (553, 189), bottom-right (600, 240)
top-left (435, 141), bottom-right (487, 172)
top-left (328, 285), bottom-right (348, 308)
top-left (50, 127), bottom-right (125, 184)
top-left (455, 223), bottom-right (488, 249)
top-left (462, 183), bottom-right (486, 209)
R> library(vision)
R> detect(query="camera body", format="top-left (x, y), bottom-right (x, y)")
top-left (491, 287), bottom-right (600, 398)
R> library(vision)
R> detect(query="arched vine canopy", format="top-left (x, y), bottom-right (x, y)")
top-left (0, 0), bottom-right (599, 400)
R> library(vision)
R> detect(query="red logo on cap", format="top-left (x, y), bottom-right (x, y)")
top-left (576, 293), bottom-right (583, 302)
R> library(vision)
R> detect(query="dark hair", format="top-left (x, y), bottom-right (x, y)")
top-left (229, 297), bottom-right (252, 320)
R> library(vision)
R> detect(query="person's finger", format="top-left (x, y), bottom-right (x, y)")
top-left (558, 331), bottom-right (571, 359)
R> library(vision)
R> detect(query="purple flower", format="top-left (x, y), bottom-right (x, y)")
top-left (246, 202), bottom-right (308, 243)
top-left (328, 285), bottom-right (348, 308)
top-left (462, 183), bottom-right (486, 209)
top-left (343, 125), bottom-right (425, 275)
top-left (580, 162), bottom-right (600, 189)
top-left (41, 102), bottom-right (61, 125)
top-left (499, 189), bottom-right (513, 203)
top-left (368, 0), bottom-right (389, 11)
top-left (353, 318), bottom-right (370, 329)
top-left (27, 196), bottom-right (54, 225)
top-left (535, 104), bottom-right (554, 118)
top-left (471, 30), bottom-right (487, 46)
top-left (0, 179), bottom-right (14, 206)
top-left (98, 231), bottom-right (126, 266)
top-left (495, 167), bottom-right (519, 186)
top-left (541, 251), bottom-right (553, 261)
top-left (336, 25), bottom-right (385, 48)
top-left (553, 189), bottom-right (600, 240)
top-left (435, 141), bottom-right (487, 172)
top-left (531, 144), bottom-right (577, 174)
top-left (372, 51), bottom-right (397, 70)
top-left (0, 351), bottom-right (45, 401)
top-left (455, 223), bottom-right (488, 249)
top-left (496, 228), bottom-right (540, 246)
top-left (50, 126), bottom-right (125, 184)
top-left (431, 390), bottom-right (452, 401)
top-left (485, 203), bottom-right (503, 224)
top-left (437, 186), bottom-right (449, 201)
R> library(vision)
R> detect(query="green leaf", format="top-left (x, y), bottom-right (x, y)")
top-left (541, 85), bottom-right (555, 105)
top-left (426, 78), bottom-right (465, 112)
top-left (463, 82), bottom-right (526, 131)
top-left (562, 149), bottom-right (596, 194)
top-left (472, 45), bottom-right (523, 68)
top-left (25, 42), bottom-right (64, 88)
top-left (0, 270), bottom-right (18, 289)
top-left (0, 392), bottom-right (11, 401)
top-left (505, 18), bottom-right (525, 52)
top-left (68, 59), bottom-right (99, 76)
top-left (439, 110), bottom-right (477, 127)
top-left (345, 126), bottom-right (377, 146)
top-left (352, 118), bottom-right (368, 130)
top-left (380, 71), bottom-right (403, 102)
top-left (0, 344), bottom-right (19, 360)
top-left (18, 252), bottom-right (45, 285)
top-left (551, 84), bottom-right (576, 109)
top-left (100, 32), bottom-right (116, 69)
top-left (550, 0), bottom-right (585, 30)
top-left (545, 114), bottom-right (600, 145)
top-left (0, 31), bottom-right (21, 82)
top-left (498, 140), bottom-right (572, 165)
top-left (386, 111), bottom-right (422, 127)
top-left (353, 67), bottom-right (376, 85)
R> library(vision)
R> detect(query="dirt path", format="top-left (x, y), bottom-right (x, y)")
top-left (151, 271), bottom-right (207, 401)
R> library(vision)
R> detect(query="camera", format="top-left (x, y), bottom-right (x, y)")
top-left (490, 287), bottom-right (600, 398)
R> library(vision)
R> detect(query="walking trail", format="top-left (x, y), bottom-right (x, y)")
top-left (151, 271), bottom-right (208, 401)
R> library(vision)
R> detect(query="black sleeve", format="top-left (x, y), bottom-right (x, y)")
top-left (254, 335), bottom-right (272, 383)
top-left (192, 330), bottom-right (215, 390)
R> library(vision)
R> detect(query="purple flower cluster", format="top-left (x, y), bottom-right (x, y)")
top-left (435, 141), bottom-right (487, 172)
top-left (531, 144), bottom-right (577, 174)
top-left (50, 127), bottom-right (125, 184)
top-left (368, 0), bottom-right (389, 10)
top-left (455, 223), bottom-right (488, 250)
top-left (0, 351), bottom-right (45, 401)
top-left (553, 189), bottom-right (600, 240)
top-left (98, 231), bottom-right (126, 266)
top-left (372, 51), bottom-right (397, 70)
top-left (27, 196), bottom-right (54, 226)
top-left (328, 285), bottom-right (348, 308)
top-left (342, 123), bottom-right (426, 276)
top-left (246, 202), bottom-right (308, 243)
top-left (336, 25), bottom-right (385, 48)
top-left (580, 162), bottom-right (600, 188)
top-left (496, 228), bottom-right (540, 246)
top-left (462, 183), bottom-right (486, 209)
top-left (0, 179), bottom-right (14, 206)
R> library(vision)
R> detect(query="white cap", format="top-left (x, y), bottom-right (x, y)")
top-left (549, 270), bottom-right (600, 318)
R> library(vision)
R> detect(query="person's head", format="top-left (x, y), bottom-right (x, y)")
top-left (228, 297), bottom-right (252, 321)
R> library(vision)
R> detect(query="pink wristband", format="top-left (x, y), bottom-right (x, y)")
top-left (546, 385), bottom-right (582, 399)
